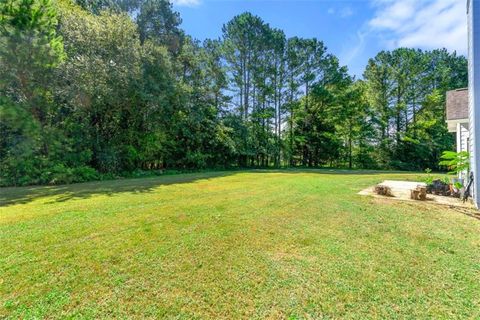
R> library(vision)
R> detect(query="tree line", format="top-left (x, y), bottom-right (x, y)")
top-left (0, 0), bottom-right (468, 186)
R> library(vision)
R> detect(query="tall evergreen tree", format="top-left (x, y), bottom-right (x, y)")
top-left (0, 0), bottom-right (65, 185)
top-left (0, 3), bottom-right (470, 186)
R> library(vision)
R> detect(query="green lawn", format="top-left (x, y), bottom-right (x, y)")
top-left (1, 170), bottom-right (479, 319)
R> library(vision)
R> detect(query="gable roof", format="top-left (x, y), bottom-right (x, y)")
top-left (446, 88), bottom-right (469, 121)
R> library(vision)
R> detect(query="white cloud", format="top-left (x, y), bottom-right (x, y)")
top-left (341, 31), bottom-right (367, 65)
top-left (368, 0), bottom-right (467, 54)
top-left (328, 6), bottom-right (353, 18)
top-left (171, 0), bottom-right (201, 7)
top-left (340, 7), bottom-right (354, 18)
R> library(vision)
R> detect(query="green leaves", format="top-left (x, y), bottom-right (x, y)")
top-left (364, 48), bottom-right (466, 170)
top-left (0, 2), bottom-right (469, 186)
top-left (439, 151), bottom-right (470, 175)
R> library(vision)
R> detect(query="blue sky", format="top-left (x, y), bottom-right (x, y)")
top-left (172, 0), bottom-right (467, 79)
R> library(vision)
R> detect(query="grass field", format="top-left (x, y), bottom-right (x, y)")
top-left (1, 170), bottom-right (480, 319)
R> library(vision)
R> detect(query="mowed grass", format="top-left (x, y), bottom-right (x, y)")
top-left (1, 170), bottom-right (480, 319)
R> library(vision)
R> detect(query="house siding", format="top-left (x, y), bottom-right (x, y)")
top-left (460, 123), bottom-right (470, 153)
top-left (458, 123), bottom-right (470, 180)
top-left (468, 0), bottom-right (480, 207)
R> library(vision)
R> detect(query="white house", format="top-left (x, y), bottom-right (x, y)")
top-left (446, 1), bottom-right (479, 207)
top-left (446, 88), bottom-right (469, 182)
top-left (468, 0), bottom-right (480, 208)
top-left (446, 88), bottom-right (469, 155)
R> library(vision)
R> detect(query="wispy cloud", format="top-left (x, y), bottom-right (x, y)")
top-left (340, 7), bottom-right (354, 18)
top-left (171, 0), bottom-right (201, 7)
top-left (368, 0), bottom-right (467, 54)
top-left (342, 31), bottom-right (367, 66)
top-left (327, 6), bottom-right (354, 18)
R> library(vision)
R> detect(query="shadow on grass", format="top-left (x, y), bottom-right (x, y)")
top-left (0, 171), bottom-right (236, 207)
top-left (0, 168), bottom-right (421, 207)
top-left (255, 168), bottom-right (421, 175)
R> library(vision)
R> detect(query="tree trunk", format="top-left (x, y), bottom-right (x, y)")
top-left (348, 123), bottom-right (353, 169)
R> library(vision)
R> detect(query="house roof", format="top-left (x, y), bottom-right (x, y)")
top-left (446, 88), bottom-right (469, 121)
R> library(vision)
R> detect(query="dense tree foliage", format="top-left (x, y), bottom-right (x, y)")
top-left (364, 49), bottom-right (467, 170)
top-left (0, 0), bottom-right (468, 186)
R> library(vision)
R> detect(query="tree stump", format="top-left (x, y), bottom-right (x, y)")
top-left (411, 186), bottom-right (427, 201)
top-left (410, 189), bottom-right (420, 200)
top-left (418, 186), bottom-right (427, 201)
top-left (375, 184), bottom-right (393, 197)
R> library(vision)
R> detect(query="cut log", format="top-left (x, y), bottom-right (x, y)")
top-left (374, 184), bottom-right (393, 197)
top-left (418, 186), bottom-right (427, 201)
top-left (411, 189), bottom-right (420, 200)
top-left (411, 186), bottom-right (427, 201)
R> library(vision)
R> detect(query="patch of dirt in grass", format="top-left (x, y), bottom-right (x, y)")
top-left (359, 180), bottom-right (475, 209)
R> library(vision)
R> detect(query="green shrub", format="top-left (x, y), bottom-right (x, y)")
top-left (439, 151), bottom-right (470, 175)
top-left (423, 168), bottom-right (433, 185)
top-left (38, 164), bottom-right (99, 185)
top-left (72, 166), bottom-right (99, 182)
top-left (39, 164), bottom-right (73, 185)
